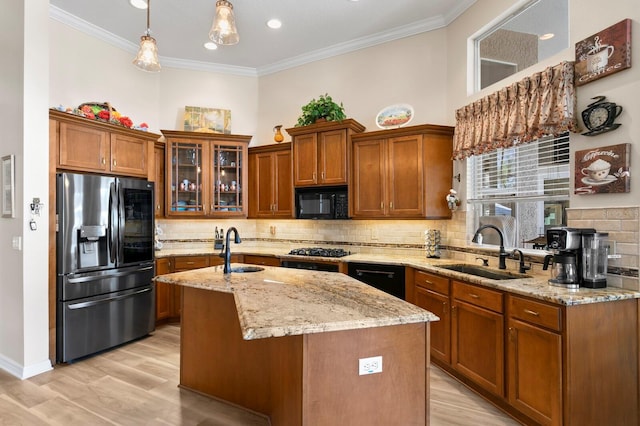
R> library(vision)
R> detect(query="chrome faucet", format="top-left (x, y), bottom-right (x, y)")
top-left (472, 224), bottom-right (508, 270)
top-left (223, 227), bottom-right (241, 274)
top-left (511, 249), bottom-right (531, 274)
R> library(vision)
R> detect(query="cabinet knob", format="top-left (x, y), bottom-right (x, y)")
top-left (380, 202), bottom-right (384, 210)
top-left (113, 159), bottom-right (117, 167)
top-left (101, 158), bottom-right (106, 165)
top-left (321, 171), bottom-right (325, 181)
top-left (442, 301), bottom-right (448, 314)
top-left (390, 202), bottom-right (393, 209)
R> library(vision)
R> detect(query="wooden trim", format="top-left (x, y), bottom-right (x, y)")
top-left (350, 123), bottom-right (454, 141)
top-left (48, 118), bottom-right (58, 363)
top-left (49, 109), bottom-right (161, 142)
top-left (160, 129), bottom-right (252, 144)
top-left (248, 142), bottom-right (291, 154)
top-left (285, 118), bottom-right (365, 136)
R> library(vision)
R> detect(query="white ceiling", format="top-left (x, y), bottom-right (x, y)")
top-left (49, 0), bottom-right (476, 76)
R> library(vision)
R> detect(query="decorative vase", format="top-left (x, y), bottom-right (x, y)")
top-left (273, 125), bottom-right (284, 143)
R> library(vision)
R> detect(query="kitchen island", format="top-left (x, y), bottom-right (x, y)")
top-left (155, 264), bottom-right (439, 425)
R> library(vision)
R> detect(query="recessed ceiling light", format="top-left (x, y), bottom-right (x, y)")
top-left (539, 33), bottom-right (555, 41)
top-left (204, 42), bottom-right (218, 50)
top-left (266, 19), bottom-right (282, 29)
top-left (129, 0), bottom-right (148, 9)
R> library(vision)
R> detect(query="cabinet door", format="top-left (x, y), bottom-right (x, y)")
top-left (452, 299), bottom-right (505, 397)
top-left (153, 144), bottom-right (165, 217)
top-left (167, 140), bottom-right (206, 216)
top-left (110, 133), bottom-right (149, 177)
top-left (155, 258), bottom-right (173, 322)
top-left (211, 143), bottom-right (244, 215)
top-left (273, 149), bottom-right (293, 217)
top-left (387, 135), bottom-right (424, 217)
top-left (351, 139), bottom-right (386, 217)
top-left (243, 255), bottom-right (280, 267)
top-left (415, 286), bottom-right (450, 364)
top-left (58, 122), bottom-right (109, 172)
top-left (250, 152), bottom-right (276, 217)
top-left (508, 318), bottom-right (562, 425)
top-left (293, 133), bottom-right (318, 186)
top-left (318, 129), bottom-right (347, 185)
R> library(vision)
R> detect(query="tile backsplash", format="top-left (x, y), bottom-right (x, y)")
top-left (157, 206), bottom-right (639, 290)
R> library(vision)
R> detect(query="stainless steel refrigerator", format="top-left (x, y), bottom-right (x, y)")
top-left (56, 172), bottom-right (155, 362)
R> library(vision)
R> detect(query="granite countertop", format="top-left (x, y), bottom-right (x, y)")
top-left (155, 247), bottom-right (640, 306)
top-left (155, 264), bottom-right (439, 340)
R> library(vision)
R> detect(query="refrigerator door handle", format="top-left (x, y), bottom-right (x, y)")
top-left (109, 182), bottom-right (118, 264)
top-left (118, 181), bottom-right (125, 263)
top-left (67, 286), bottom-right (153, 310)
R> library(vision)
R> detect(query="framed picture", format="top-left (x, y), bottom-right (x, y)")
top-left (2, 155), bottom-right (15, 218)
top-left (574, 143), bottom-right (630, 195)
top-left (575, 19), bottom-right (632, 86)
top-left (183, 106), bottom-right (231, 134)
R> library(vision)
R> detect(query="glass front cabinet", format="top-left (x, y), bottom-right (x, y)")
top-left (161, 130), bottom-right (251, 217)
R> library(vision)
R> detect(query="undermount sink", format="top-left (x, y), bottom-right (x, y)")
top-left (229, 266), bottom-right (265, 273)
top-left (438, 264), bottom-right (525, 280)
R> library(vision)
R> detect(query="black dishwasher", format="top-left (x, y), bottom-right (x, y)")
top-left (347, 263), bottom-right (405, 300)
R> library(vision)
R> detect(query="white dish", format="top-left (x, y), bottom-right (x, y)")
top-left (376, 104), bottom-right (414, 129)
top-left (581, 175), bottom-right (616, 186)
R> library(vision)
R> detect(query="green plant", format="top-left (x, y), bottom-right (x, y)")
top-left (295, 93), bottom-right (347, 127)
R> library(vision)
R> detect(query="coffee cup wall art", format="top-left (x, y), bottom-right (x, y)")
top-left (575, 19), bottom-right (632, 86)
top-left (574, 143), bottom-right (630, 195)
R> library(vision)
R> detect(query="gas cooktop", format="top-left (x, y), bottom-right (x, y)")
top-left (288, 247), bottom-right (350, 258)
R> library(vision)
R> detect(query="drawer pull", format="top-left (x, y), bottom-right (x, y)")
top-left (468, 293), bottom-right (480, 299)
top-left (424, 280), bottom-right (433, 285)
top-left (524, 309), bottom-right (540, 316)
top-left (186, 261), bottom-right (195, 265)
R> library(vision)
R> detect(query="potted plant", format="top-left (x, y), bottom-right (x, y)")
top-left (295, 93), bottom-right (347, 127)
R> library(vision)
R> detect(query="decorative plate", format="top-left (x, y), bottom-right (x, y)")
top-left (376, 104), bottom-right (414, 129)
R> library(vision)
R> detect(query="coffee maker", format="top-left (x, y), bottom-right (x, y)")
top-left (543, 227), bottom-right (595, 289)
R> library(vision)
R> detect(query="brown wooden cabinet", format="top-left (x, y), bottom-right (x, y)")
top-left (413, 270), bottom-right (451, 364)
top-left (286, 119), bottom-right (365, 187)
top-left (155, 257), bottom-right (174, 322)
top-left (451, 281), bottom-right (504, 397)
top-left (507, 295), bottom-right (562, 425)
top-left (162, 130), bottom-right (251, 218)
top-left (153, 142), bottom-right (165, 217)
top-left (350, 124), bottom-right (453, 219)
top-left (408, 267), bottom-right (639, 425)
top-left (51, 109), bottom-right (159, 178)
top-left (248, 143), bottom-right (293, 218)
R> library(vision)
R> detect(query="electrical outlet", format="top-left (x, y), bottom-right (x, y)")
top-left (371, 228), bottom-right (379, 240)
top-left (359, 356), bottom-right (382, 375)
top-left (12, 236), bottom-right (22, 251)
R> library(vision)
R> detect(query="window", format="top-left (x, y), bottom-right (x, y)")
top-left (467, 134), bottom-right (570, 248)
top-left (473, 0), bottom-right (569, 92)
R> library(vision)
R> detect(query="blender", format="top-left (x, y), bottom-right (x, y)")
top-left (581, 231), bottom-right (609, 288)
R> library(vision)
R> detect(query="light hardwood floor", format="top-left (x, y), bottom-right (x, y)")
top-left (0, 325), bottom-right (520, 425)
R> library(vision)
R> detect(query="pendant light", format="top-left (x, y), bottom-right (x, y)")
top-left (209, 0), bottom-right (239, 45)
top-left (133, 0), bottom-right (161, 72)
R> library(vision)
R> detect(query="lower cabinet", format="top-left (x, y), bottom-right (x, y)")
top-left (507, 295), bottom-right (562, 425)
top-left (451, 281), bottom-right (504, 397)
top-left (409, 268), bottom-right (638, 426)
top-left (155, 258), bottom-right (174, 322)
top-left (413, 270), bottom-right (451, 364)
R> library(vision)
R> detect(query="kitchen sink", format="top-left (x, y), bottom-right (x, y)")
top-left (438, 264), bottom-right (526, 280)
top-left (229, 266), bottom-right (265, 273)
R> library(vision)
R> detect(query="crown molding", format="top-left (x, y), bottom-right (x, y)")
top-left (51, 1), bottom-right (477, 78)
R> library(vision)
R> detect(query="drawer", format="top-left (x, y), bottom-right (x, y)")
top-left (174, 256), bottom-right (209, 270)
top-left (415, 270), bottom-right (450, 295)
top-left (244, 255), bottom-right (280, 267)
top-left (452, 281), bottom-right (503, 313)
top-left (508, 295), bottom-right (562, 332)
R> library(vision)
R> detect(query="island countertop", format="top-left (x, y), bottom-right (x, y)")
top-left (155, 264), bottom-right (439, 340)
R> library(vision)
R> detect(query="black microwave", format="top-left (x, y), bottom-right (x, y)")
top-left (295, 187), bottom-right (349, 219)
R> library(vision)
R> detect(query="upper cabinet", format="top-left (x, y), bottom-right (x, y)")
top-left (248, 143), bottom-right (293, 218)
top-left (286, 119), bottom-right (365, 187)
top-left (350, 124), bottom-right (454, 219)
top-left (50, 109), bottom-right (160, 178)
top-left (161, 130), bottom-right (251, 218)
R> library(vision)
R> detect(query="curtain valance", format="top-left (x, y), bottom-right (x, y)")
top-left (453, 61), bottom-right (578, 160)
